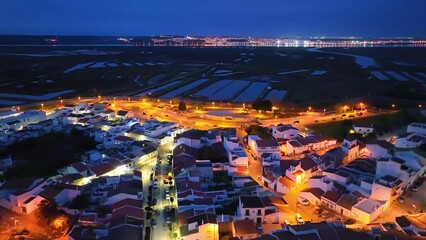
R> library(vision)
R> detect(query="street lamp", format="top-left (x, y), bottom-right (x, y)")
top-left (41, 103), bottom-right (44, 110)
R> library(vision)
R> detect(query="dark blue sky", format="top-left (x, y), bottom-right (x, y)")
top-left (1, 0), bottom-right (425, 37)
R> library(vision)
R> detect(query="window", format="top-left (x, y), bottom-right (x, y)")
top-left (245, 209), bottom-right (249, 216)
top-left (257, 209), bottom-right (261, 216)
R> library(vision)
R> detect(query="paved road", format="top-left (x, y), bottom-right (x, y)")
top-left (138, 142), bottom-right (177, 240)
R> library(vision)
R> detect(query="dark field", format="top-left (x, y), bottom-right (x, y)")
top-left (0, 46), bottom-right (425, 107)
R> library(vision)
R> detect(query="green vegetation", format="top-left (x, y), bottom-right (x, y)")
top-left (1, 46), bottom-right (425, 107)
top-left (245, 125), bottom-right (272, 139)
top-left (252, 99), bottom-right (272, 111)
top-left (197, 146), bottom-right (227, 163)
top-left (212, 171), bottom-right (232, 184)
top-left (215, 199), bottom-right (238, 215)
top-left (2, 130), bottom-right (97, 179)
top-left (178, 100), bottom-right (187, 112)
top-left (68, 195), bottom-right (90, 210)
top-left (308, 110), bottom-right (416, 140)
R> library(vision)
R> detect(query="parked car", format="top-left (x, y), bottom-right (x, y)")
top-left (153, 180), bottom-right (158, 189)
top-left (341, 114), bottom-right (346, 117)
top-left (165, 216), bottom-right (171, 224)
top-left (297, 197), bottom-right (310, 206)
top-left (293, 120), bottom-right (300, 124)
top-left (397, 196), bottom-right (406, 203)
top-left (344, 218), bottom-right (356, 225)
top-left (165, 193), bottom-right (170, 200)
top-left (348, 115), bottom-right (355, 118)
top-left (165, 206), bottom-right (171, 213)
top-left (295, 213), bottom-right (305, 224)
top-left (321, 211), bottom-right (331, 219)
top-left (331, 118), bottom-right (336, 121)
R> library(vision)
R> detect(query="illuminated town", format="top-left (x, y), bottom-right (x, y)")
top-left (1, 1), bottom-right (426, 240)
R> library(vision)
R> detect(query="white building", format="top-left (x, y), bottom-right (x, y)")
top-left (351, 198), bottom-right (385, 224)
top-left (352, 123), bottom-right (374, 135)
top-left (0, 110), bottom-right (47, 131)
top-left (407, 123), bottom-right (426, 136)
top-left (395, 133), bottom-right (426, 149)
top-left (366, 141), bottom-right (393, 159)
top-left (271, 124), bottom-right (299, 140)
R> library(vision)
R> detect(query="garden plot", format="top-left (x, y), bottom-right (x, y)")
top-left (89, 62), bottom-right (108, 68)
top-left (402, 72), bottom-right (424, 83)
top-left (308, 48), bottom-right (378, 68)
top-left (416, 72), bottom-right (426, 79)
top-left (135, 81), bottom-right (182, 97)
top-left (274, 53), bottom-right (287, 57)
top-left (370, 71), bottom-right (389, 81)
top-left (106, 63), bottom-right (118, 67)
top-left (264, 90), bottom-right (287, 101)
top-left (0, 90), bottom-right (75, 100)
top-left (234, 82), bottom-right (269, 102)
top-left (195, 80), bottom-right (233, 98)
top-left (213, 71), bottom-right (244, 77)
top-left (215, 70), bottom-right (231, 74)
top-left (386, 71), bottom-right (408, 81)
top-left (63, 62), bottom-right (94, 73)
top-left (278, 70), bottom-right (309, 75)
top-left (161, 79), bottom-right (208, 98)
top-left (210, 80), bottom-right (250, 100)
top-left (311, 70), bottom-right (327, 75)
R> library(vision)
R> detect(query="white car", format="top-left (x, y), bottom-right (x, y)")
top-left (153, 180), bottom-right (158, 189)
top-left (165, 193), bottom-right (170, 200)
top-left (295, 213), bottom-right (305, 224)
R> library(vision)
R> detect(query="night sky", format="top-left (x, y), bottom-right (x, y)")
top-left (1, 0), bottom-right (425, 37)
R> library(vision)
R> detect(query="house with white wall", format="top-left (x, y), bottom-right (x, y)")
top-left (395, 133), bottom-right (426, 149)
top-left (352, 123), bottom-right (374, 135)
top-left (351, 198), bottom-right (385, 224)
top-left (238, 196), bottom-right (266, 225)
top-left (407, 123), bottom-right (426, 135)
top-left (271, 124), bottom-right (299, 140)
top-left (366, 140), bottom-right (394, 159)
top-left (0, 178), bottom-right (48, 214)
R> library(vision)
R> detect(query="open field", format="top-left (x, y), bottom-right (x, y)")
top-left (0, 46), bottom-right (425, 107)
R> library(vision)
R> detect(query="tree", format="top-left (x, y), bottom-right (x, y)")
top-left (36, 200), bottom-right (58, 222)
top-left (252, 99), bottom-right (272, 112)
top-left (69, 195), bottom-right (90, 210)
top-left (178, 101), bottom-right (187, 112)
